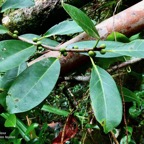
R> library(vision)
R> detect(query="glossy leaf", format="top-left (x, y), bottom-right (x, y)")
top-left (0, 25), bottom-right (9, 34)
top-left (4, 114), bottom-right (16, 127)
top-left (68, 40), bottom-right (123, 58)
top-left (0, 63), bottom-right (27, 108)
top-left (6, 58), bottom-right (60, 113)
top-left (108, 39), bottom-right (144, 58)
top-left (44, 20), bottom-right (84, 37)
top-left (90, 61), bottom-right (122, 133)
top-left (63, 3), bottom-right (99, 39)
top-left (0, 63), bottom-right (27, 89)
top-left (106, 32), bottom-right (130, 43)
top-left (68, 39), bottom-right (144, 58)
top-left (20, 34), bottom-right (59, 47)
top-left (0, 40), bottom-right (35, 72)
top-left (1, 0), bottom-right (35, 12)
top-left (42, 105), bottom-right (69, 117)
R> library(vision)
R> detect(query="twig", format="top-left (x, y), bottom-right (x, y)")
top-left (18, 35), bottom-right (102, 52)
top-left (117, 63), bottom-right (129, 144)
top-left (107, 58), bottom-right (143, 73)
top-left (63, 58), bottom-right (143, 82)
top-left (110, 131), bottom-right (119, 144)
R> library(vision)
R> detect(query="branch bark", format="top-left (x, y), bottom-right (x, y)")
top-left (28, 1), bottom-right (144, 75)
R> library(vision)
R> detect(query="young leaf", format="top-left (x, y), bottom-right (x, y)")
top-left (41, 105), bottom-right (69, 117)
top-left (0, 25), bottom-right (9, 34)
top-left (0, 40), bottom-right (35, 72)
top-left (90, 60), bottom-right (122, 133)
top-left (63, 3), bottom-right (100, 39)
top-left (106, 32), bottom-right (130, 43)
top-left (1, 0), bottom-right (35, 12)
top-left (44, 20), bottom-right (84, 37)
top-left (6, 58), bottom-right (60, 113)
top-left (4, 114), bottom-right (16, 127)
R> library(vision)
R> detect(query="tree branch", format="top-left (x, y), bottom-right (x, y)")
top-left (28, 1), bottom-right (144, 75)
top-left (63, 58), bottom-right (143, 82)
top-left (107, 58), bottom-right (143, 73)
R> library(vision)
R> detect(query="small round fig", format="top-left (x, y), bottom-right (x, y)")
top-left (73, 46), bottom-right (78, 49)
top-left (36, 41), bottom-right (42, 46)
top-left (88, 51), bottom-right (96, 57)
top-left (63, 52), bottom-right (67, 56)
top-left (60, 47), bottom-right (66, 53)
top-left (100, 44), bottom-right (106, 49)
top-left (33, 37), bottom-right (38, 42)
top-left (13, 30), bottom-right (19, 35)
top-left (37, 46), bottom-right (43, 50)
top-left (100, 49), bottom-right (106, 55)
top-left (12, 34), bottom-right (18, 38)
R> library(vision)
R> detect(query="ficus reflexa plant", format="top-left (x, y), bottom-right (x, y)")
top-left (0, 0), bottom-right (144, 143)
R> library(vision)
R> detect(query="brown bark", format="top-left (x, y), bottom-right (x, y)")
top-left (28, 1), bottom-right (144, 75)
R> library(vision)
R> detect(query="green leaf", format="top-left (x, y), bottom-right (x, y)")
top-left (0, 63), bottom-right (27, 89)
top-left (106, 32), bottom-right (130, 43)
top-left (90, 61), bottom-right (122, 133)
top-left (6, 58), bottom-right (60, 113)
top-left (25, 123), bottom-right (39, 135)
top-left (109, 39), bottom-right (144, 58)
top-left (0, 63), bottom-right (27, 108)
top-left (1, 113), bottom-right (30, 141)
top-left (20, 34), bottom-right (59, 47)
top-left (129, 30), bottom-right (144, 41)
top-left (0, 40), bottom-right (35, 72)
top-left (68, 40), bottom-right (123, 58)
top-left (129, 104), bottom-right (141, 118)
top-left (41, 105), bottom-right (69, 117)
top-left (4, 114), bottom-right (16, 127)
top-left (68, 39), bottom-right (144, 58)
top-left (121, 87), bottom-right (141, 104)
top-left (63, 3), bottom-right (99, 39)
top-left (1, 0), bottom-right (35, 12)
top-left (0, 25), bottom-right (9, 34)
top-left (44, 20), bottom-right (84, 37)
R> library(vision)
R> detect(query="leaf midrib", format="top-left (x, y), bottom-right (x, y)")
top-left (93, 65), bottom-right (108, 122)
top-left (11, 59), bottom-right (59, 104)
